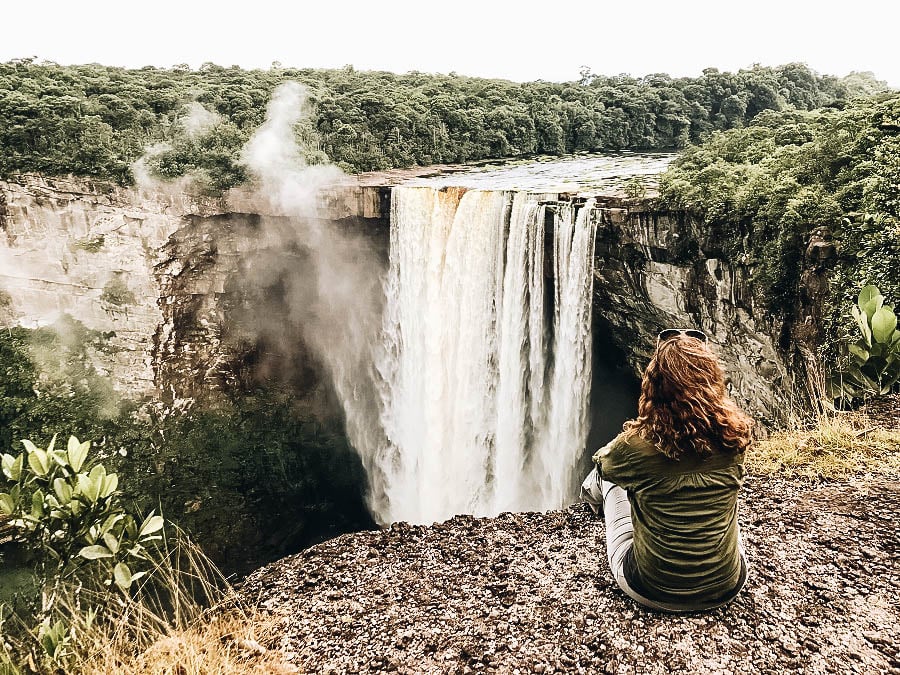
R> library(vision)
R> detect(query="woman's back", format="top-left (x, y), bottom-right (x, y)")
top-left (596, 432), bottom-right (745, 606)
top-left (586, 330), bottom-right (752, 611)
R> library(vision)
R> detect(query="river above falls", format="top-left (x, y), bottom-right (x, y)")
top-left (343, 152), bottom-right (676, 196)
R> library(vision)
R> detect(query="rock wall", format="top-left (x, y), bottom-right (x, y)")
top-left (0, 174), bottom-right (388, 570)
top-left (0, 175), bottom-right (206, 397)
top-left (0, 174), bottom-right (389, 405)
top-left (588, 198), bottom-right (791, 427)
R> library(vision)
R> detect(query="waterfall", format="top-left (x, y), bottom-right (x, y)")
top-left (367, 186), bottom-right (597, 525)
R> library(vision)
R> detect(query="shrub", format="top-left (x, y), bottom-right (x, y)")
top-left (828, 285), bottom-right (900, 403)
top-left (99, 276), bottom-right (135, 307)
top-left (0, 435), bottom-right (163, 590)
top-left (0, 433), bottom-right (287, 674)
top-left (622, 175), bottom-right (647, 199)
top-left (0, 435), bottom-right (165, 670)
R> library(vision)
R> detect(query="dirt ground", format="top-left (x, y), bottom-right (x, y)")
top-left (242, 475), bottom-right (899, 674)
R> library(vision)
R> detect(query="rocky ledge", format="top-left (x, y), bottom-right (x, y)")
top-left (242, 477), bottom-right (899, 674)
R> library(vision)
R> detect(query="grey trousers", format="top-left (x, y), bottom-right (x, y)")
top-left (601, 479), bottom-right (747, 613)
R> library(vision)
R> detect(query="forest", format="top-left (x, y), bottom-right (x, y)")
top-left (660, 93), bottom-right (900, 342)
top-left (0, 59), bottom-right (888, 189)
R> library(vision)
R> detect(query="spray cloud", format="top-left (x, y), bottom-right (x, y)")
top-left (180, 102), bottom-right (221, 140)
top-left (131, 102), bottom-right (223, 195)
top-left (236, 82), bottom-right (387, 479)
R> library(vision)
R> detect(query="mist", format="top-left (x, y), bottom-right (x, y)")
top-left (131, 103), bottom-right (223, 195)
top-left (233, 82), bottom-right (388, 493)
top-left (180, 102), bottom-right (221, 140)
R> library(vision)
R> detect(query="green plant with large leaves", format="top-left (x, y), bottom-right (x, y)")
top-left (0, 435), bottom-right (164, 593)
top-left (829, 285), bottom-right (900, 403)
top-left (0, 434), bottom-right (165, 670)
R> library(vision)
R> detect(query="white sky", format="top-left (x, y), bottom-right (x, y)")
top-left (3, 1), bottom-right (898, 87)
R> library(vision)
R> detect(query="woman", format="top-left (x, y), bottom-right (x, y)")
top-left (581, 329), bottom-right (753, 612)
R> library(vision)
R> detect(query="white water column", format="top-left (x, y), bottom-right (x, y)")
top-left (371, 186), bottom-right (597, 524)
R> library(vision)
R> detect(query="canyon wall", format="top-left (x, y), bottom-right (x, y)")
top-left (0, 174), bottom-right (203, 398)
top-left (0, 174), bottom-right (386, 407)
top-left (588, 199), bottom-right (794, 427)
top-left (0, 174), bottom-right (815, 427)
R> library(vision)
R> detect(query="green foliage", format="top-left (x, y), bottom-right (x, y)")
top-left (829, 285), bottom-right (900, 402)
top-left (623, 176), bottom-right (648, 199)
top-left (114, 396), bottom-right (372, 572)
top-left (660, 94), bottom-right (900, 326)
top-left (99, 275), bottom-right (135, 307)
top-left (0, 434), bottom-right (166, 670)
top-left (0, 323), bottom-right (372, 575)
top-left (73, 235), bottom-right (105, 253)
top-left (0, 434), bottom-right (163, 588)
top-left (0, 60), bottom-right (887, 188)
top-left (0, 320), bottom-right (120, 453)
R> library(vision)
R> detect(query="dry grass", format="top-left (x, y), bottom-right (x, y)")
top-left (749, 410), bottom-right (900, 479)
top-left (79, 608), bottom-right (294, 675)
top-left (2, 533), bottom-right (295, 674)
top-left (67, 537), bottom-right (296, 675)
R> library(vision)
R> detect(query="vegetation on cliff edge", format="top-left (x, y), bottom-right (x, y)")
top-left (659, 93), bottom-right (900, 394)
top-left (0, 322), bottom-right (373, 574)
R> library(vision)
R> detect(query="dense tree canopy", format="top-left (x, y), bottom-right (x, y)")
top-left (660, 93), bottom-right (900, 353)
top-left (0, 59), bottom-right (887, 189)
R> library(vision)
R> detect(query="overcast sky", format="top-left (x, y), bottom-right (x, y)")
top-left (3, 1), bottom-right (898, 87)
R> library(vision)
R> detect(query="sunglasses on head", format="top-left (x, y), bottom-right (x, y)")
top-left (657, 328), bottom-right (709, 344)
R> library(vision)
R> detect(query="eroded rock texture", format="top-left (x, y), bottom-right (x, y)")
top-left (0, 174), bottom-right (387, 407)
top-left (0, 174), bottom-right (206, 397)
top-left (589, 199), bottom-right (798, 427)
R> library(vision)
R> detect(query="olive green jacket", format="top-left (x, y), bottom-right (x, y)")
top-left (593, 432), bottom-right (745, 605)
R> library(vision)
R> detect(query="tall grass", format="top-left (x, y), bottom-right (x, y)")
top-left (749, 409), bottom-right (900, 479)
top-left (1, 531), bottom-right (293, 674)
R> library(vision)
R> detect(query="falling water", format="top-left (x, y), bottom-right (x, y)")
top-left (369, 186), bottom-right (597, 524)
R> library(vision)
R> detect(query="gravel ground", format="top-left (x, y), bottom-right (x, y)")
top-left (242, 476), bottom-right (900, 674)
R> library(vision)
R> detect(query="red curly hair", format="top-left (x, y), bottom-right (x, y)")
top-left (623, 334), bottom-right (753, 459)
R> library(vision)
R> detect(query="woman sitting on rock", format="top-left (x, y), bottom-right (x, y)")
top-left (581, 329), bottom-right (753, 612)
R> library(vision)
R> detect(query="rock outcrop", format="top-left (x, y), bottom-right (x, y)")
top-left (241, 477), bottom-right (900, 674)
top-left (0, 174), bottom-right (387, 404)
top-left (0, 174), bottom-right (203, 397)
top-left (588, 199), bottom-right (793, 427)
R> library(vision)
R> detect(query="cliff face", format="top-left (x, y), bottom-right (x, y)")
top-left (0, 174), bottom-right (387, 406)
top-left (0, 174), bottom-right (815, 426)
top-left (0, 174), bottom-right (386, 570)
top-left (589, 199), bottom-right (793, 427)
top-left (0, 175), bottom-right (201, 398)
